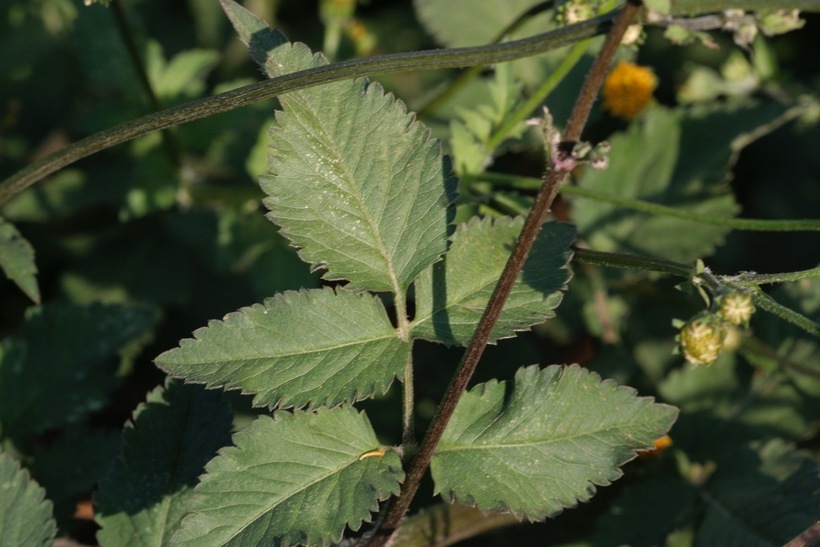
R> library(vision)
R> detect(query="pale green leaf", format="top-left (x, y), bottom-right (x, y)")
top-left (171, 406), bottom-right (404, 546)
top-left (223, 0), bottom-right (456, 292)
top-left (156, 287), bottom-right (406, 409)
top-left (0, 216), bottom-right (39, 303)
top-left (412, 217), bottom-right (575, 346)
top-left (431, 365), bottom-right (678, 520)
top-left (0, 302), bottom-right (158, 445)
top-left (145, 41), bottom-right (219, 104)
top-left (697, 440), bottom-right (819, 546)
top-left (574, 105), bottom-right (761, 262)
top-left (0, 450), bottom-right (56, 547)
top-left (95, 380), bottom-right (233, 547)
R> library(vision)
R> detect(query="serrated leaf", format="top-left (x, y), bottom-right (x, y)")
top-left (171, 406), bottom-right (404, 546)
top-left (697, 439), bottom-right (819, 546)
top-left (0, 450), bottom-right (56, 547)
top-left (574, 105), bottom-right (762, 262)
top-left (95, 380), bottom-right (233, 547)
top-left (412, 217), bottom-right (575, 346)
top-left (431, 365), bottom-right (678, 520)
top-left (0, 302), bottom-right (158, 446)
top-left (156, 287), bottom-right (406, 409)
top-left (223, 0), bottom-right (457, 292)
top-left (0, 216), bottom-right (39, 303)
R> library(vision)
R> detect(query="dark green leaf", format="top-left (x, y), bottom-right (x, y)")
top-left (156, 288), bottom-right (406, 409)
top-left (95, 380), bottom-right (233, 547)
top-left (0, 302), bottom-right (157, 446)
top-left (0, 450), bottom-right (56, 547)
top-left (171, 406), bottom-right (404, 546)
top-left (431, 365), bottom-right (678, 519)
top-left (412, 217), bottom-right (575, 346)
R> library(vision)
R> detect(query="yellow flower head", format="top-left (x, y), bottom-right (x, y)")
top-left (602, 61), bottom-right (657, 119)
top-left (679, 313), bottom-right (727, 366)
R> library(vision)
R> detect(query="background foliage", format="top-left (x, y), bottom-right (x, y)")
top-left (0, 0), bottom-right (817, 545)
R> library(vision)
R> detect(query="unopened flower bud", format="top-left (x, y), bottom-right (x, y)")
top-left (717, 292), bottom-right (755, 326)
top-left (679, 313), bottom-right (727, 366)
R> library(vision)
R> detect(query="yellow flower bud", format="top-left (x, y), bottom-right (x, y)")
top-left (717, 292), bottom-right (755, 326)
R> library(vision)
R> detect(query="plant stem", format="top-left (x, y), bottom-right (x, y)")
top-left (750, 289), bottom-right (820, 337)
top-left (724, 267), bottom-right (820, 285)
top-left (466, 172), bottom-right (820, 232)
top-left (366, 2), bottom-right (642, 544)
top-left (0, 13), bottom-right (618, 206)
top-left (669, 0), bottom-right (820, 16)
top-left (572, 247), bottom-right (694, 278)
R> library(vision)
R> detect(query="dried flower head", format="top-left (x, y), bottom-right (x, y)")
top-left (602, 61), bottom-right (658, 119)
top-left (679, 313), bottom-right (727, 366)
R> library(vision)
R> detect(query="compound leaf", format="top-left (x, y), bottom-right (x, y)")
top-left (431, 365), bottom-right (678, 520)
top-left (171, 406), bottom-right (404, 546)
top-left (412, 217), bottom-right (574, 346)
top-left (95, 380), bottom-right (232, 547)
top-left (156, 288), bottom-right (406, 410)
top-left (223, 0), bottom-right (456, 292)
top-left (0, 216), bottom-right (39, 303)
top-left (0, 450), bottom-right (56, 547)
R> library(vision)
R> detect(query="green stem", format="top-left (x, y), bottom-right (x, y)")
top-left (465, 172), bottom-right (820, 232)
top-left (417, 0), bottom-right (555, 119)
top-left (749, 289), bottom-right (820, 337)
top-left (723, 267), bottom-right (820, 286)
top-left (0, 12), bottom-right (618, 206)
top-left (740, 336), bottom-right (820, 380)
top-left (669, 0), bottom-right (820, 16)
top-left (572, 247), bottom-right (694, 278)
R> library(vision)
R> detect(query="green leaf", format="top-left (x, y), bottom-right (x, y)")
top-left (145, 42), bottom-right (219, 104)
top-left (0, 302), bottom-right (158, 446)
top-left (95, 380), bottom-right (233, 547)
top-left (0, 450), bottom-right (56, 547)
top-left (171, 406), bottom-right (404, 546)
top-left (431, 365), bottom-right (678, 520)
top-left (573, 104), bottom-right (781, 262)
top-left (156, 287), bottom-right (406, 409)
top-left (0, 216), bottom-right (39, 303)
top-left (412, 217), bottom-right (575, 346)
top-left (223, 0), bottom-right (457, 292)
top-left (697, 439), bottom-right (819, 546)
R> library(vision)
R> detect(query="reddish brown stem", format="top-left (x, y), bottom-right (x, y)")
top-left (366, 2), bottom-right (642, 545)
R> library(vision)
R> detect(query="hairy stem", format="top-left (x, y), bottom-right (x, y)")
top-left (573, 247), bottom-right (694, 278)
top-left (0, 13), bottom-right (617, 206)
top-left (724, 267), bottom-right (820, 285)
top-left (366, 2), bottom-right (643, 544)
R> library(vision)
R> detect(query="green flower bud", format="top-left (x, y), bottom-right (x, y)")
top-left (717, 292), bottom-right (755, 326)
top-left (679, 313), bottom-right (727, 366)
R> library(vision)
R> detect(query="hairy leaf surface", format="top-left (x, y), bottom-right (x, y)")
top-left (172, 406), bottom-right (404, 546)
top-left (223, 0), bottom-right (456, 292)
top-left (431, 365), bottom-right (678, 519)
top-left (0, 216), bottom-right (39, 303)
top-left (95, 380), bottom-right (232, 547)
top-left (156, 288), bottom-right (406, 409)
top-left (412, 217), bottom-right (574, 346)
top-left (0, 302), bottom-right (157, 445)
top-left (0, 451), bottom-right (56, 547)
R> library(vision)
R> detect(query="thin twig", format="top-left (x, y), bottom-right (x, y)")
top-left (365, 2), bottom-right (643, 544)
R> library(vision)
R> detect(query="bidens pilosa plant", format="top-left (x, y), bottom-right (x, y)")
top-left (0, 0), bottom-right (818, 546)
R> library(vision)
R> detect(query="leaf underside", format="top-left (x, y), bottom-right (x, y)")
top-left (95, 380), bottom-right (233, 547)
top-left (155, 287), bottom-right (406, 410)
top-left (172, 406), bottom-right (404, 546)
top-left (0, 216), bottom-right (39, 303)
top-left (223, 0), bottom-right (456, 293)
top-left (431, 364), bottom-right (678, 520)
top-left (412, 216), bottom-right (575, 346)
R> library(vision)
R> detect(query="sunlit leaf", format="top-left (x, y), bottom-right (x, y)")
top-left (156, 287), bottom-right (406, 409)
top-left (172, 406), bottom-right (403, 546)
top-left (431, 365), bottom-right (678, 519)
top-left (0, 451), bottom-right (56, 547)
top-left (0, 216), bottom-right (39, 303)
